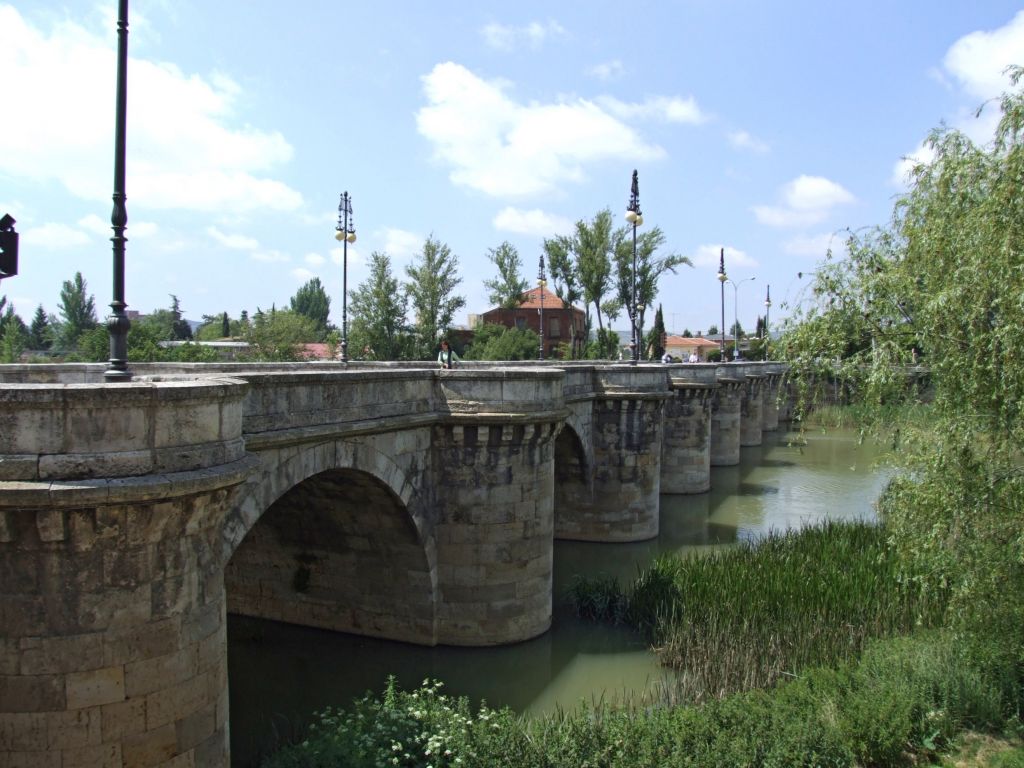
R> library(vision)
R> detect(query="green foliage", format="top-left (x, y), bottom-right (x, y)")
top-left (483, 241), bottom-right (529, 309)
top-left (290, 278), bottom-right (332, 341)
top-left (463, 323), bottom-right (538, 361)
top-left (349, 251), bottom-right (412, 360)
top-left (405, 236), bottom-right (465, 359)
top-left (264, 629), bottom-right (1021, 768)
top-left (55, 271), bottom-right (98, 350)
top-left (623, 521), bottom-right (945, 703)
top-left (582, 327), bottom-right (621, 360)
top-left (196, 313), bottom-right (242, 340)
top-left (613, 225), bottom-right (691, 351)
top-left (779, 69), bottom-right (1024, 656)
top-left (28, 304), bottom-right (50, 349)
top-left (243, 308), bottom-right (320, 361)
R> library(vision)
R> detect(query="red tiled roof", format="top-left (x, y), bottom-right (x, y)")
top-left (665, 335), bottom-right (721, 347)
top-left (517, 286), bottom-right (572, 310)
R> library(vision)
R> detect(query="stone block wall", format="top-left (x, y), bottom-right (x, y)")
top-left (432, 421), bottom-right (558, 645)
top-left (0, 377), bottom-right (253, 768)
top-left (710, 378), bottom-right (744, 466)
top-left (740, 375), bottom-right (766, 447)
top-left (661, 383), bottom-right (714, 494)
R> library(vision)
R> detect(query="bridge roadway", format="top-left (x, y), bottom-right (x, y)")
top-left (0, 359), bottom-right (789, 767)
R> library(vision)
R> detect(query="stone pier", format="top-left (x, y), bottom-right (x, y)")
top-left (661, 377), bottom-right (715, 494)
top-left (740, 373), bottom-right (766, 447)
top-left (710, 377), bottom-right (745, 466)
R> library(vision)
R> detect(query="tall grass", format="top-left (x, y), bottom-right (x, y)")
top-left (622, 520), bottom-right (948, 703)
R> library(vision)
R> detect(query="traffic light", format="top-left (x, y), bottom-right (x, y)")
top-left (0, 214), bottom-right (17, 278)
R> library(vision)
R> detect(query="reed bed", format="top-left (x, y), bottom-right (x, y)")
top-left (623, 520), bottom-right (946, 704)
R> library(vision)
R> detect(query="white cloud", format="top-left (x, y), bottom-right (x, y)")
top-left (329, 246), bottom-right (364, 267)
top-left (944, 10), bottom-right (1024, 101)
top-left (79, 213), bottom-right (158, 239)
top-left (250, 250), bottom-right (290, 263)
top-left (891, 143), bottom-right (937, 187)
top-left (753, 175), bottom-right (855, 228)
top-left (416, 62), bottom-right (670, 197)
top-left (290, 267), bottom-right (316, 281)
top-left (207, 226), bottom-right (259, 250)
top-left (692, 244), bottom-right (757, 270)
top-left (894, 12), bottom-right (1024, 185)
top-left (380, 228), bottom-right (422, 259)
top-left (588, 60), bottom-right (624, 81)
top-left (782, 233), bottom-right (844, 258)
top-left (728, 130), bottom-right (769, 154)
top-left (493, 207), bottom-right (573, 237)
top-left (304, 253), bottom-right (326, 267)
top-left (481, 20), bottom-right (566, 51)
top-left (21, 222), bottom-right (91, 249)
top-left (597, 95), bottom-right (707, 125)
top-left (0, 6), bottom-right (302, 214)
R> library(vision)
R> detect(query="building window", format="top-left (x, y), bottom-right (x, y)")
top-left (515, 316), bottom-right (526, 330)
top-left (549, 316), bottom-right (560, 338)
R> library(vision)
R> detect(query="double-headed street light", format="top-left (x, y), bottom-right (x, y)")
top-left (625, 169), bottom-right (644, 364)
top-left (716, 248), bottom-right (727, 360)
top-left (334, 192), bottom-right (356, 363)
top-left (763, 285), bottom-right (772, 361)
top-left (537, 253), bottom-right (547, 361)
top-left (727, 276), bottom-right (756, 360)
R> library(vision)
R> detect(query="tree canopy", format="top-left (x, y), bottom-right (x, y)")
top-left (405, 236), bottom-right (465, 359)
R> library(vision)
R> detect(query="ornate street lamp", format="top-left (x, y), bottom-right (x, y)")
top-left (727, 276), bottom-right (756, 360)
top-left (334, 192), bottom-right (356, 362)
top-left (105, 0), bottom-right (131, 381)
top-left (625, 169), bottom-right (643, 365)
top-left (717, 248), bottom-right (727, 360)
top-left (763, 284), bottom-right (772, 361)
top-left (537, 253), bottom-right (547, 360)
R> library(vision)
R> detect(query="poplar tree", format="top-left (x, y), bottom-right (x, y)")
top-left (483, 241), bottom-right (529, 309)
top-left (405, 236), bottom-right (465, 358)
top-left (350, 251), bottom-right (411, 360)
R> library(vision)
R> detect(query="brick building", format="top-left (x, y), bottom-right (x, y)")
top-left (480, 286), bottom-right (586, 358)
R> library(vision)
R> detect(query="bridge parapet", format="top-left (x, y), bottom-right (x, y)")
top-left (0, 375), bottom-right (257, 768)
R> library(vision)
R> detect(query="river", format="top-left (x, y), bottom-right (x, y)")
top-left (227, 427), bottom-right (889, 765)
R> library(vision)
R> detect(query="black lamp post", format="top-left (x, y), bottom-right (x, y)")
top-left (105, 0), bottom-right (131, 381)
top-left (716, 247), bottom-right (727, 360)
top-left (334, 192), bottom-right (356, 362)
top-left (537, 253), bottom-right (546, 360)
top-left (763, 285), bottom-right (772, 361)
top-left (727, 276), bottom-right (755, 360)
top-left (625, 169), bottom-right (643, 365)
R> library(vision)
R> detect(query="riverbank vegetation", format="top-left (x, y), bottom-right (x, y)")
top-left (262, 71), bottom-right (1024, 767)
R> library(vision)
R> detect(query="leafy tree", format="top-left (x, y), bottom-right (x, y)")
top-left (290, 277), bottom-right (332, 341)
top-left (405, 236), bottom-right (465, 359)
top-left (707, 324), bottom-right (719, 336)
top-left (483, 241), bottom-right (529, 309)
top-left (0, 299), bottom-right (26, 362)
top-left (243, 308), bottom-right (319, 361)
top-left (543, 209), bottom-right (617, 356)
top-left (221, 312), bottom-right (230, 338)
top-left (349, 251), bottom-right (412, 360)
top-left (682, 328), bottom-right (693, 338)
top-left (730, 320), bottom-right (744, 339)
top-left (613, 226), bottom-right (691, 353)
top-left (56, 272), bottom-right (98, 349)
top-left (646, 304), bottom-right (667, 360)
top-left (463, 323), bottom-right (539, 361)
top-left (28, 304), bottom-right (51, 349)
top-left (542, 236), bottom-right (584, 348)
top-left (781, 67), bottom-right (1024, 650)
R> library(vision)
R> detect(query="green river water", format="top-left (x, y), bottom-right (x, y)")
top-left (228, 427), bottom-right (889, 765)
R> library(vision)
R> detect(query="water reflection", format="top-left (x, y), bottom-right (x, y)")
top-left (228, 428), bottom-right (889, 765)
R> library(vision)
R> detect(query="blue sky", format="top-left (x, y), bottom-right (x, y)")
top-left (2, 1), bottom-right (1023, 335)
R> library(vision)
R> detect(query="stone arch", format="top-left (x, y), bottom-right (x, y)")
top-left (553, 420), bottom-right (591, 536)
top-left (221, 436), bottom-right (439, 645)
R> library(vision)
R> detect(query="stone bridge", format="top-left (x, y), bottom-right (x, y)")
top-left (0, 360), bottom-right (789, 767)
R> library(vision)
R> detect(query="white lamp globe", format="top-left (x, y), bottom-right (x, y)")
top-left (334, 231), bottom-right (345, 242)
top-left (346, 232), bottom-right (357, 243)
top-left (635, 214), bottom-right (644, 226)
top-left (625, 210), bottom-right (638, 224)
